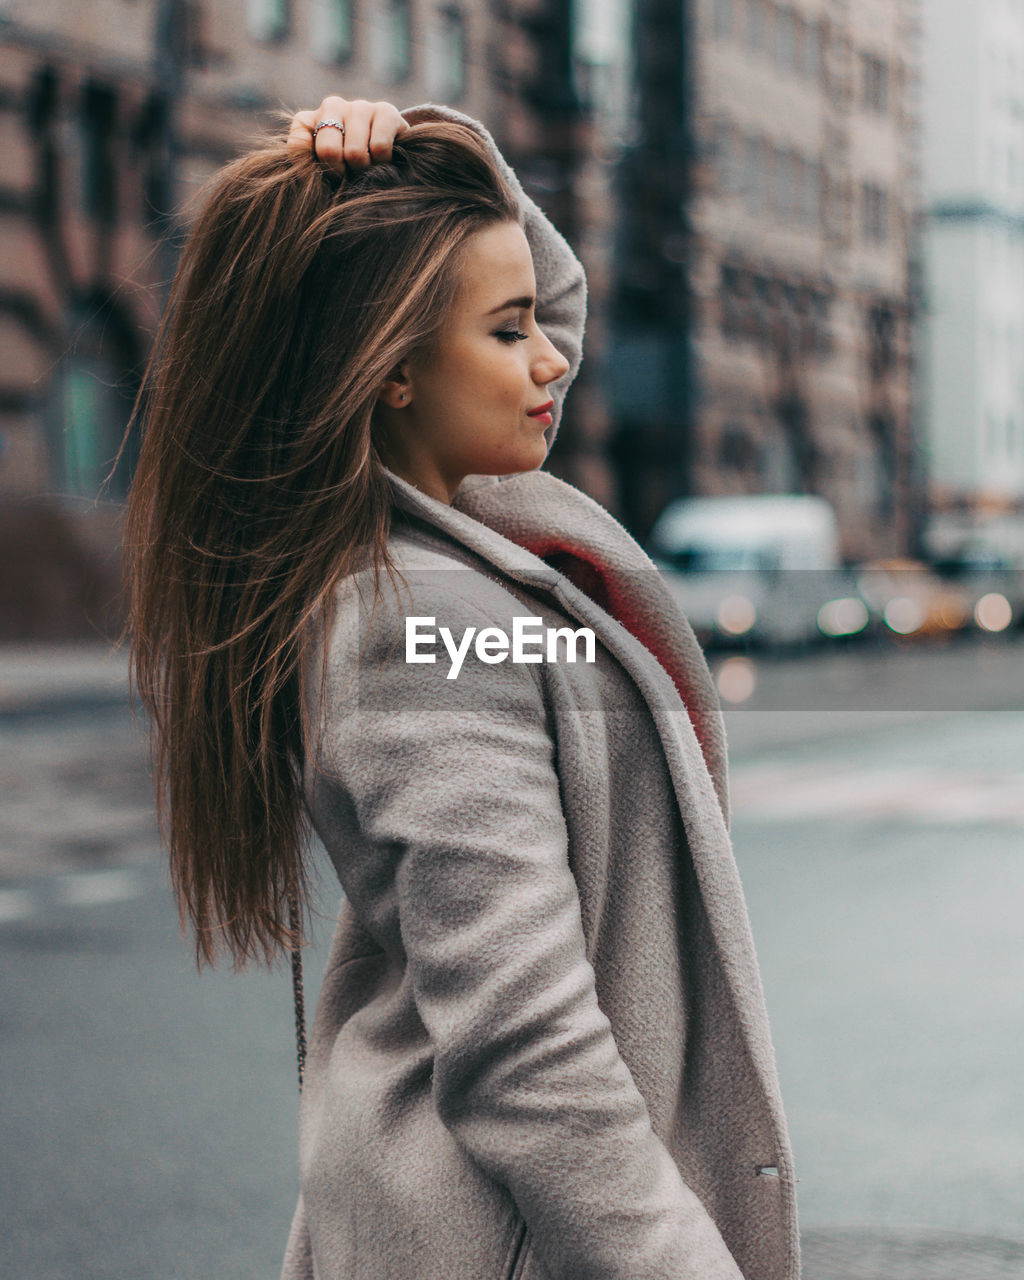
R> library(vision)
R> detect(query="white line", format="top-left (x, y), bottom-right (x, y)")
top-left (0, 889), bottom-right (34, 923)
top-left (54, 869), bottom-right (145, 907)
top-left (730, 767), bottom-right (1024, 826)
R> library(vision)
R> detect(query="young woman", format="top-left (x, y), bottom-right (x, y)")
top-left (125, 96), bottom-right (800, 1280)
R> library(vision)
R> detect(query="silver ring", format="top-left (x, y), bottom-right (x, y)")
top-left (312, 118), bottom-right (345, 144)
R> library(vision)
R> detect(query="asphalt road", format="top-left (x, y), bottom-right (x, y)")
top-left (2, 639), bottom-right (1023, 1279)
top-left (728, 711), bottom-right (1024, 1246)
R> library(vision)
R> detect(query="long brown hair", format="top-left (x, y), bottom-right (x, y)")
top-left (123, 121), bottom-right (521, 967)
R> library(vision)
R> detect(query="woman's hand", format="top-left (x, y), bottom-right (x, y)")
top-left (287, 96), bottom-right (410, 173)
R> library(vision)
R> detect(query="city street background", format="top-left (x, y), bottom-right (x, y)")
top-left (3, 0), bottom-right (1024, 1274)
top-left (1, 638), bottom-right (1023, 1279)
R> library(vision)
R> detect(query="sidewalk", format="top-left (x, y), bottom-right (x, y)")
top-left (801, 1227), bottom-right (1024, 1279)
top-left (0, 643), bottom-right (153, 881)
top-left (0, 641), bottom-right (130, 717)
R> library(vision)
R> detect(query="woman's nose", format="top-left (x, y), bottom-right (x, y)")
top-left (535, 332), bottom-right (571, 383)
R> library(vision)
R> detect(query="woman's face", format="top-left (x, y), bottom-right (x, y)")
top-left (376, 220), bottom-right (571, 504)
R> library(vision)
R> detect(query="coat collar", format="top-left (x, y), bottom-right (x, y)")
top-left (384, 465), bottom-right (729, 820)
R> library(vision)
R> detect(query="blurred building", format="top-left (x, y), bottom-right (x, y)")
top-left (0, 0), bottom-right (930, 639)
top-left (0, 0), bottom-right (493, 495)
top-left (491, 0), bottom-right (620, 506)
top-left (0, 0), bottom-right (599, 635)
top-left (563, 0), bottom-right (634, 510)
top-left (679, 0), bottom-right (923, 560)
top-left (604, 0), bottom-right (698, 541)
top-left (921, 0), bottom-right (1024, 559)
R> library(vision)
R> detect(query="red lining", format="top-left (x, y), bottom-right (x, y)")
top-left (521, 536), bottom-right (715, 769)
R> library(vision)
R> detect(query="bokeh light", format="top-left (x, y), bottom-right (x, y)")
top-left (817, 597), bottom-right (870, 637)
top-left (883, 596), bottom-right (924, 635)
top-left (716, 656), bottom-right (757, 703)
top-left (936, 595), bottom-right (970, 631)
top-left (974, 592), bottom-right (1013, 633)
top-left (716, 595), bottom-right (757, 637)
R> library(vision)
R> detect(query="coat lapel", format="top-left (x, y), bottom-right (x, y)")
top-left (384, 467), bottom-right (791, 1138)
top-left (453, 470), bottom-right (730, 817)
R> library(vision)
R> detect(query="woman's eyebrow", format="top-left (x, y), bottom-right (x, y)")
top-left (486, 295), bottom-right (536, 315)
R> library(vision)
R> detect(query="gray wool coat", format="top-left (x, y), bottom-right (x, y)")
top-left (280, 104), bottom-right (800, 1280)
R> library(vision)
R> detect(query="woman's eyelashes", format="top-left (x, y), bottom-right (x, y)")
top-left (495, 328), bottom-right (529, 343)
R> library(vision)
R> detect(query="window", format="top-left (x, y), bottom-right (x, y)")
top-left (862, 52), bottom-right (889, 112)
top-left (309, 0), bottom-right (353, 63)
top-left (867, 302), bottom-right (896, 376)
top-left (985, 409), bottom-right (1000, 458)
top-left (391, 0), bottom-right (412, 80)
top-left (370, 0), bottom-right (412, 81)
top-left (718, 423), bottom-right (761, 474)
top-left (751, 274), bottom-right (776, 344)
top-left (79, 82), bottom-right (117, 225)
top-left (804, 159), bottom-right (822, 226)
top-left (720, 263), bottom-right (746, 339)
top-left (714, 0), bottom-right (734, 39)
top-left (744, 134), bottom-right (766, 205)
top-left (771, 149), bottom-right (793, 218)
top-left (246, 0), bottom-right (290, 42)
top-left (427, 6), bottom-right (466, 99)
top-left (62, 361), bottom-right (106, 496)
top-left (763, 145), bottom-right (777, 214)
top-left (822, 172), bottom-right (844, 233)
top-left (775, 8), bottom-right (798, 71)
top-left (715, 123), bottom-right (739, 193)
top-left (802, 19), bottom-right (821, 81)
top-left (53, 337), bottom-right (137, 499)
top-left (787, 153), bottom-right (804, 220)
top-left (746, 0), bottom-right (769, 54)
top-left (791, 13), bottom-right (808, 73)
top-left (862, 183), bottom-right (889, 242)
top-left (780, 282), bottom-right (804, 334)
top-left (772, 151), bottom-right (806, 221)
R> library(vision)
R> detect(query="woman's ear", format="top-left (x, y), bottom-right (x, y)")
top-left (377, 363), bottom-right (412, 409)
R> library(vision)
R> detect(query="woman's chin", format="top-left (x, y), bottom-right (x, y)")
top-left (476, 448), bottom-right (548, 478)
top-left (507, 453), bottom-right (547, 476)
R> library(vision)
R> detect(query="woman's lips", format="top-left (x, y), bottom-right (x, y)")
top-left (527, 400), bottom-right (554, 425)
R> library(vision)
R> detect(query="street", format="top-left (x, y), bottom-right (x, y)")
top-left (726, 705), bottom-right (1024, 1278)
top-left (1, 639), bottom-right (1023, 1278)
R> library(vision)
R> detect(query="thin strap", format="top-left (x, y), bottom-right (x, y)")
top-left (287, 887), bottom-right (307, 1094)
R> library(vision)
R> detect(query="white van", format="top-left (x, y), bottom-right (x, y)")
top-left (647, 494), bottom-right (845, 647)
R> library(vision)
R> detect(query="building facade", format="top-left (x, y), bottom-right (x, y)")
top-left (0, 0), bottom-right (599, 632)
top-left (685, 0), bottom-right (922, 559)
top-left (0, 0), bottom-right (621, 637)
top-left (921, 0), bottom-right (1024, 558)
top-left (0, 0), bottom-right (928, 636)
top-left (489, 0), bottom-right (615, 504)
top-left (0, 0), bottom-right (492, 500)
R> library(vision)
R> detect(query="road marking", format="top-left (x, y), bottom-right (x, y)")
top-left (0, 889), bottom-right (34, 923)
top-left (54, 869), bottom-right (145, 907)
top-left (0, 868), bottom-right (152, 927)
top-left (731, 762), bottom-right (1024, 826)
